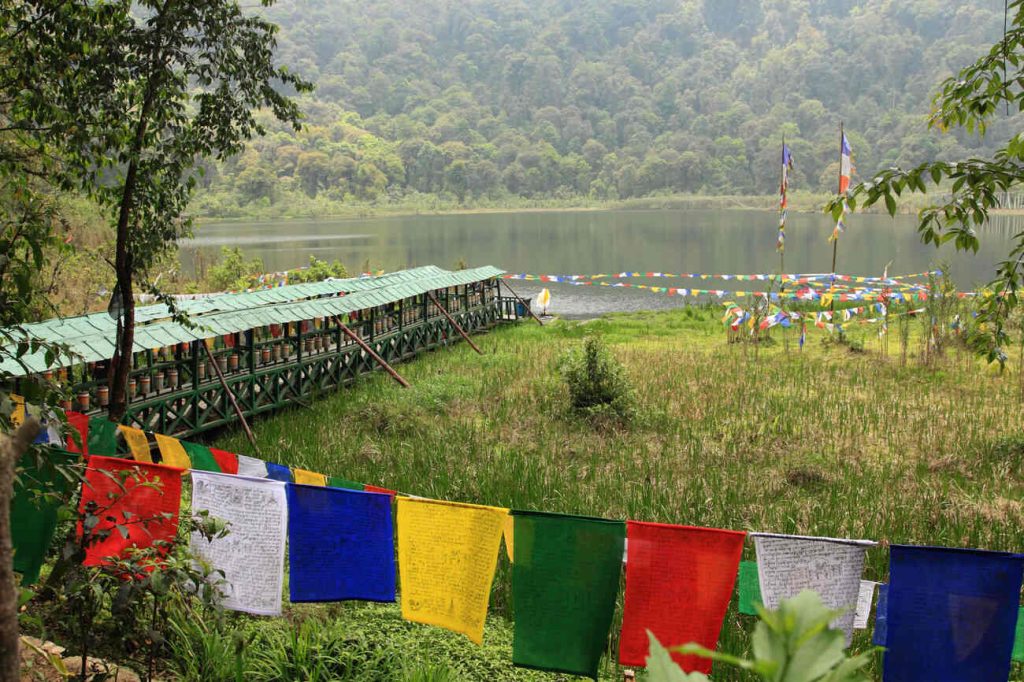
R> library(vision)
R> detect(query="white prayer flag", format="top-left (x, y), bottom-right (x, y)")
top-left (751, 533), bottom-right (876, 643)
top-left (853, 580), bottom-right (878, 630)
top-left (235, 454), bottom-right (269, 478)
top-left (190, 471), bottom-right (287, 616)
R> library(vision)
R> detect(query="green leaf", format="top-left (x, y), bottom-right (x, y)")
top-left (884, 192), bottom-right (897, 216)
top-left (645, 632), bottom-right (710, 682)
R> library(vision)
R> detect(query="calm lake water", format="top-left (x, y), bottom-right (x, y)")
top-left (182, 209), bottom-right (1022, 317)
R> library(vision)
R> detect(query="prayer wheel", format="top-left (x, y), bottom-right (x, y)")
top-left (167, 369), bottom-right (178, 388)
top-left (140, 375), bottom-right (151, 395)
top-left (228, 354), bottom-right (239, 371)
top-left (97, 386), bottom-right (109, 406)
top-left (76, 391), bottom-right (90, 410)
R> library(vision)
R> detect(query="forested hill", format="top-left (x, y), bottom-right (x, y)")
top-left (194, 0), bottom-right (1018, 214)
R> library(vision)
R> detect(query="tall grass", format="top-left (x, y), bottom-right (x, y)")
top-left (210, 307), bottom-right (1024, 680)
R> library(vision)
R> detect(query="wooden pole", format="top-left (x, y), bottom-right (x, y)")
top-left (500, 280), bottom-right (544, 326)
top-left (334, 317), bottom-right (411, 388)
top-left (427, 291), bottom-right (484, 355)
top-left (201, 341), bottom-right (260, 453)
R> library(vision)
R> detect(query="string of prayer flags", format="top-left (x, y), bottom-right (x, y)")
top-left (87, 417), bottom-right (119, 456)
top-left (265, 462), bottom-right (292, 482)
top-left (396, 497), bottom-right (507, 644)
top-left (751, 533), bottom-right (875, 643)
top-left (235, 454), bottom-right (268, 478)
top-left (737, 560), bottom-right (762, 615)
top-left (154, 433), bottom-right (191, 470)
top-left (11, 449), bottom-right (79, 584)
top-left (619, 522), bottom-right (745, 673)
top-left (882, 545), bottom-right (1024, 682)
top-left (292, 468), bottom-right (327, 486)
top-left (78, 456), bottom-right (183, 567)
top-left (511, 511), bottom-right (625, 680)
top-left (287, 484), bottom-right (395, 603)
top-left (190, 471), bottom-right (288, 616)
top-left (119, 425), bottom-right (153, 463)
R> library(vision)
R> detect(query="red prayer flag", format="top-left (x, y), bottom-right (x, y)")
top-left (208, 447), bottom-right (239, 475)
top-left (619, 522), bottom-right (746, 673)
top-left (64, 411), bottom-right (90, 454)
top-left (364, 485), bottom-right (396, 496)
top-left (78, 456), bottom-right (183, 567)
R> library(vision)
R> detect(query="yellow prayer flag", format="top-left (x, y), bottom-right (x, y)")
top-left (397, 497), bottom-right (508, 644)
top-left (9, 393), bottom-right (25, 426)
top-left (292, 468), bottom-right (327, 486)
top-left (118, 425), bottom-right (152, 463)
top-left (502, 514), bottom-right (514, 563)
top-left (154, 433), bottom-right (191, 471)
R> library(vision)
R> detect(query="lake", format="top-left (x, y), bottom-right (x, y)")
top-left (182, 209), bottom-right (1022, 317)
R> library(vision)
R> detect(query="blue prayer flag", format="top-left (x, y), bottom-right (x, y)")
top-left (266, 462), bottom-right (293, 482)
top-left (883, 545), bottom-right (1024, 682)
top-left (286, 484), bottom-right (395, 603)
top-left (872, 583), bottom-right (887, 646)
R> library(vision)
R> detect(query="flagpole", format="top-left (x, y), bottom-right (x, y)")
top-left (830, 121), bottom-right (843, 315)
top-left (778, 135), bottom-right (789, 352)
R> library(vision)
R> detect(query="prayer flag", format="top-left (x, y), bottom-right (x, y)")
top-left (11, 449), bottom-right (79, 584)
top-left (154, 434), bottom-right (191, 470)
top-left (65, 411), bottom-right (90, 454)
top-left (208, 447), bottom-right (239, 475)
top-left (752, 533), bottom-right (875, 643)
top-left (1012, 606), bottom-right (1024, 662)
top-left (397, 497), bottom-right (507, 644)
top-left (119, 425), bottom-right (153, 463)
top-left (365, 484), bottom-right (397, 496)
top-left (511, 511), bottom-right (625, 680)
top-left (619, 522), bottom-right (745, 672)
top-left (236, 454), bottom-right (268, 478)
top-left (882, 545), bottom-right (1024, 681)
top-left (190, 471), bottom-right (288, 616)
top-left (287, 484), bottom-right (395, 603)
top-left (737, 560), bottom-right (762, 615)
top-left (839, 133), bottom-right (852, 194)
top-left (777, 143), bottom-right (794, 253)
top-left (78, 456), bottom-right (183, 566)
top-left (180, 441), bottom-right (222, 473)
top-left (265, 462), bottom-right (292, 482)
top-left (87, 417), bottom-right (119, 456)
top-left (292, 468), bottom-right (327, 486)
top-left (328, 476), bottom-right (364, 490)
top-left (503, 514), bottom-right (514, 562)
top-left (873, 583), bottom-right (888, 646)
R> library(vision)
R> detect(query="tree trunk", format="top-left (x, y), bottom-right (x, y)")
top-left (0, 416), bottom-right (42, 680)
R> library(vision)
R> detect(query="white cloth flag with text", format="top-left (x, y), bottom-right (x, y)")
top-left (752, 533), bottom-right (876, 642)
top-left (191, 471), bottom-right (288, 616)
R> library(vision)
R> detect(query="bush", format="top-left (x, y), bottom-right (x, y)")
top-left (558, 336), bottom-right (635, 421)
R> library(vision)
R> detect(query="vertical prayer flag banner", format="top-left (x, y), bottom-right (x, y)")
top-left (737, 560), bottom-right (762, 615)
top-left (292, 468), bottom-right (327, 486)
top-left (154, 434), bottom-right (191, 470)
top-left (752, 533), bottom-right (875, 642)
top-left (287, 484), bottom-right (395, 603)
top-left (619, 522), bottom-right (745, 673)
top-left (119, 425), bottom-right (152, 463)
top-left (11, 449), bottom-right (79, 584)
top-left (883, 545), bottom-right (1024, 682)
top-left (235, 454), bottom-right (268, 478)
top-left (511, 511), bottom-right (625, 680)
top-left (396, 497), bottom-right (507, 644)
top-left (190, 471), bottom-right (288, 616)
top-left (87, 417), bottom-right (119, 456)
top-left (78, 456), bottom-right (183, 566)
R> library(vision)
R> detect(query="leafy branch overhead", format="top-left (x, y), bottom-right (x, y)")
top-left (827, 0), bottom-right (1024, 366)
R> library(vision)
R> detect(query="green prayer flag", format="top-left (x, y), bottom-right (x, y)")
top-left (1013, 606), bottom-right (1024, 662)
top-left (737, 560), bottom-right (762, 615)
top-left (511, 510), bottom-right (625, 681)
top-left (328, 476), bottom-right (364, 490)
top-left (11, 449), bottom-right (79, 584)
top-left (181, 441), bottom-right (221, 473)
top-left (87, 417), bottom-right (119, 456)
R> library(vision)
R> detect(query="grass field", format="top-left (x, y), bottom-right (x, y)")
top-left (208, 306), bottom-right (1024, 681)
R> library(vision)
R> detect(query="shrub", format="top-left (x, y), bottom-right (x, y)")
top-left (558, 336), bottom-right (635, 421)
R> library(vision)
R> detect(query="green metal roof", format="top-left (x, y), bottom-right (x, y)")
top-left (2, 265), bottom-right (504, 375)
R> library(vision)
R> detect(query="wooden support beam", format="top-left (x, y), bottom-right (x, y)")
top-left (427, 291), bottom-right (484, 355)
top-left (334, 317), bottom-right (411, 388)
top-left (499, 280), bottom-right (544, 326)
top-left (201, 341), bottom-right (260, 453)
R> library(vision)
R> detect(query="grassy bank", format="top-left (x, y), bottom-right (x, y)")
top-left (205, 307), bottom-right (1024, 681)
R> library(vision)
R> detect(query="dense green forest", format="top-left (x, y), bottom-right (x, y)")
top-left (191, 0), bottom-right (1021, 215)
